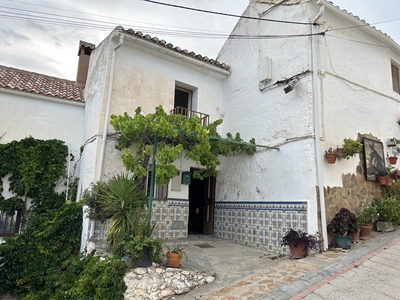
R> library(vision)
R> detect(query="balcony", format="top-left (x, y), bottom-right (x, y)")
top-left (170, 107), bottom-right (209, 126)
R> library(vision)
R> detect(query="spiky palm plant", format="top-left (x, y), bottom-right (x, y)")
top-left (98, 173), bottom-right (147, 244)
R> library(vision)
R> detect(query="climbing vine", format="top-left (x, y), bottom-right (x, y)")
top-left (110, 105), bottom-right (256, 186)
top-left (0, 136), bottom-right (74, 213)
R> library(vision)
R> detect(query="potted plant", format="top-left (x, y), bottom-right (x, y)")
top-left (376, 170), bottom-right (388, 186)
top-left (325, 147), bottom-right (337, 164)
top-left (280, 228), bottom-right (320, 259)
top-left (352, 212), bottom-right (363, 243)
top-left (358, 204), bottom-right (379, 240)
top-left (373, 197), bottom-right (400, 225)
top-left (342, 138), bottom-right (363, 160)
top-left (113, 217), bottom-right (164, 267)
top-left (387, 137), bottom-right (397, 147)
top-left (166, 245), bottom-right (187, 268)
top-left (388, 147), bottom-right (400, 165)
top-left (327, 208), bottom-right (358, 249)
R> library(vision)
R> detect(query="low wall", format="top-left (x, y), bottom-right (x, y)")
top-left (214, 201), bottom-right (308, 254)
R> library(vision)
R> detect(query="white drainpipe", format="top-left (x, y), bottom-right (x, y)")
top-left (312, 1), bottom-right (328, 250)
top-left (89, 33), bottom-right (124, 238)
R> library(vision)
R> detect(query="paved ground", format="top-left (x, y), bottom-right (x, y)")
top-left (167, 229), bottom-right (400, 299)
top-left (1, 230), bottom-right (399, 299)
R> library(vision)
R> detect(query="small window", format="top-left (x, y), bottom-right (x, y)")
top-left (391, 62), bottom-right (400, 94)
top-left (146, 169), bottom-right (168, 200)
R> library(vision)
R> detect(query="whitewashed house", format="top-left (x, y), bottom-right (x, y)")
top-left (215, 0), bottom-right (400, 251)
top-left (77, 26), bottom-right (232, 246)
top-left (2, 0), bottom-right (400, 253)
top-left (0, 65), bottom-right (85, 235)
top-left (78, 0), bottom-right (400, 253)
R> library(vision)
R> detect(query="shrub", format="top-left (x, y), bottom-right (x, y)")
top-left (0, 201), bottom-right (82, 296)
top-left (280, 228), bottom-right (320, 251)
top-left (327, 208), bottom-right (358, 236)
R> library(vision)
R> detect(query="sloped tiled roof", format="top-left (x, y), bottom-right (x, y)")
top-left (0, 65), bottom-right (84, 103)
top-left (117, 26), bottom-right (231, 71)
top-left (326, 1), bottom-right (398, 46)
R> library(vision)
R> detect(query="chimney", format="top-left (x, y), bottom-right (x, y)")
top-left (76, 40), bottom-right (95, 86)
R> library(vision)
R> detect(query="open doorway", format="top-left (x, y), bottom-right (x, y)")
top-left (188, 169), bottom-right (215, 235)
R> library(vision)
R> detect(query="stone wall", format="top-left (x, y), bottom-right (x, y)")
top-left (324, 173), bottom-right (382, 223)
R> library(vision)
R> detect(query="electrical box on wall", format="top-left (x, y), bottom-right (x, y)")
top-left (181, 171), bottom-right (191, 184)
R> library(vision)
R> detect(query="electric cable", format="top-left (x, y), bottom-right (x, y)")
top-left (141, 0), bottom-right (314, 26)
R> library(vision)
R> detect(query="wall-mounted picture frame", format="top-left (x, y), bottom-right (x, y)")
top-left (363, 137), bottom-right (386, 180)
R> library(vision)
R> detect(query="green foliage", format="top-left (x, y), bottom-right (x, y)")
top-left (358, 204), bottom-right (379, 226)
top-left (112, 216), bottom-right (163, 264)
top-left (342, 138), bottom-right (363, 160)
top-left (166, 245), bottom-right (187, 261)
top-left (0, 201), bottom-right (82, 297)
top-left (82, 173), bottom-right (148, 244)
top-left (110, 106), bottom-right (256, 185)
top-left (372, 196), bottom-right (400, 225)
top-left (0, 137), bottom-right (73, 213)
top-left (53, 254), bottom-right (127, 300)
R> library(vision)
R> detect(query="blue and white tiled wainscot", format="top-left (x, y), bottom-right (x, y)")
top-left (214, 201), bottom-right (308, 254)
top-left (152, 198), bottom-right (189, 239)
top-left (92, 198), bottom-right (189, 241)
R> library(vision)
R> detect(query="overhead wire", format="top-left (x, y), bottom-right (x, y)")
top-left (0, 4), bottom-right (325, 40)
top-left (141, 0), bottom-right (314, 26)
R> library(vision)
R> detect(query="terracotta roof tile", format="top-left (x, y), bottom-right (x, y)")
top-left (327, 1), bottom-right (397, 44)
top-left (0, 65), bottom-right (84, 103)
top-left (118, 27), bottom-right (231, 71)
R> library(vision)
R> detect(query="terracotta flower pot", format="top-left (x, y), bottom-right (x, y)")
top-left (351, 229), bottom-right (360, 243)
top-left (289, 243), bottom-right (306, 259)
top-left (166, 252), bottom-right (182, 268)
top-left (389, 156), bottom-right (398, 165)
top-left (386, 177), bottom-right (393, 187)
top-left (326, 153), bottom-right (337, 164)
top-left (360, 225), bottom-right (372, 240)
top-left (377, 176), bottom-right (387, 186)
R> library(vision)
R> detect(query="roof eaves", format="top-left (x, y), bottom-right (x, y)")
top-left (116, 26), bottom-right (231, 72)
top-left (323, 0), bottom-right (400, 51)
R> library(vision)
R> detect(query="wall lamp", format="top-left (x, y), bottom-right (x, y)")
top-left (283, 77), bottom-right (299, 94)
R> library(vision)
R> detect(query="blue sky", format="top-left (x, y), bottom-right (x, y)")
top-left (0, 0), bottom-right (399, 80)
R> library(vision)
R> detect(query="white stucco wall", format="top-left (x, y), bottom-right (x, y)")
top-left (316, 2), bottom-right (400, 187)
top-left (217, 1), bottom-right (319, 233)
top-left (217, 0), bottom-right (400, 238)
top-left (79, 29), bottom-right (230, 246)
top-left (0, 90), bottom-right (85, 201)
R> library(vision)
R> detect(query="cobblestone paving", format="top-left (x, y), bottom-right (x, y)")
top-left (197, 251), bottom-right (347, 299)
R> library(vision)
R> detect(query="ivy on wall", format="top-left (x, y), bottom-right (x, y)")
top-left (0, 136), bottom-right (73, 214)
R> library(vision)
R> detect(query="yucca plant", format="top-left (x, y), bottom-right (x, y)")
top-left (97, 173), bottom-right (148, 244)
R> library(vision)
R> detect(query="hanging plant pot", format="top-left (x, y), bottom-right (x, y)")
top-left (325, 153), bottom-right (337, 164)
top-left (377, 176), bottom-right (387, 186)
top-left (389, 156), bottom-right (398, 164)
top-left (386, 177), bottom-right (393, 187)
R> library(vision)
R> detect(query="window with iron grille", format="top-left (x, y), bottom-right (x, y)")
top-left (146, 169), bottom-right (168, 200)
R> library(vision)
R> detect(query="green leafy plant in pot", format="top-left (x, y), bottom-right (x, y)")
top-left (327, 208), bottom-right (358, 249)
top-left (166, 245), bottom-right (188, 268)
top-left (280, 228), bottom-right (320, 259)
top-left (342, 138), bottom-right (363, 160)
